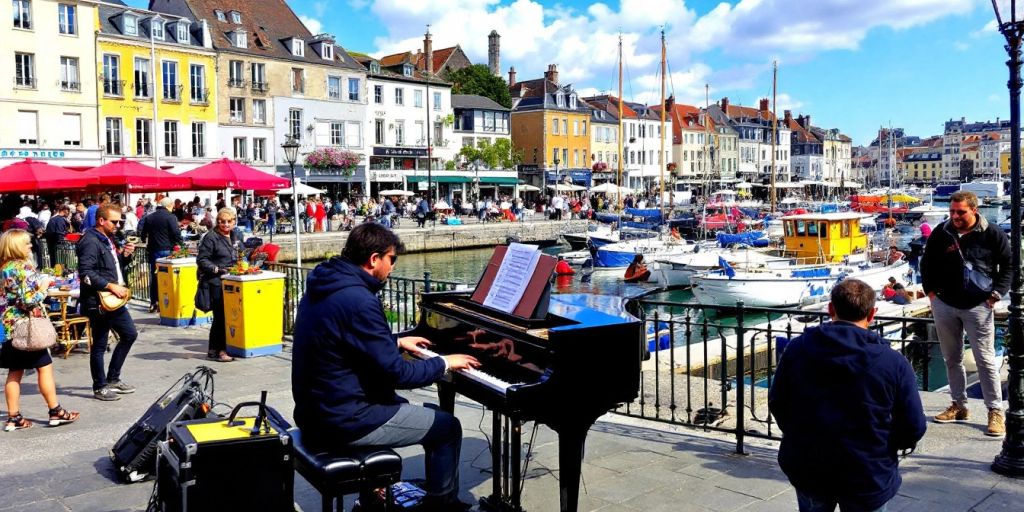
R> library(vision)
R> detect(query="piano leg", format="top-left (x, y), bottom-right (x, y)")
top-left (437, 381), bottom-right (456, 413)
top-left (557, 425), bottom-right (589, 512)
top-left (511, 417), bottom-right (523, 511)
top-left (491, 410), bottom-right (502, 505)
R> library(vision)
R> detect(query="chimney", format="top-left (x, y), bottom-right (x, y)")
top-left (508, 66), bottom-right (516, 87)
top-left (784, 110), bottom-right (792, 124)
top-left (488, 30), bottom-right (500, 77)
top-left (720, 97), bottom-right (729, 113)
top-left (424, 26), bottom-right (433, 75)
top-left (759, 98), bottom-right (769, 112)
top-left (544, 64), bottom-right (558, 85)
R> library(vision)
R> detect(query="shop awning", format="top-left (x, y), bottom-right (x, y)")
top-left (406, 176), bottom-right (472, 183)
top-left (479, 177), bottom-right (519, 185)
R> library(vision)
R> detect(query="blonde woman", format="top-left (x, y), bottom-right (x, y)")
top-left (1, 229), bottom-right (79, 430)
top-left (196, 208), bottom-right (240, 362)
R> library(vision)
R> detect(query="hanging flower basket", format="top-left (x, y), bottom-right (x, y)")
top-left (305, 147), bottom-right (363, 176)
top-left (667, 162), bottom-right (678, 172)
top-left (592, 162), bottom-right (608, 172)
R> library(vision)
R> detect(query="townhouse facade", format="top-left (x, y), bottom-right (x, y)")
top-left (719, 97), bottom-right (791, 183)
top-left (2, 0), bottom-right (101, 166)
top-left (810, 125), bottom-right (853, 184)
top-left (451, 94), bottom-right (516, 199)
top-left (704, 105), bottom-right (740, 180)
top-left (902, 149), bottom-right (942, 184)
top-left (786, 112), bottom-right (822, 181)
top-left (96, 3), bottom-right (218, 171)
top-left (588, 107), bottom-right (618, 184)
top-left (660, 102), bottom-right (707, 179)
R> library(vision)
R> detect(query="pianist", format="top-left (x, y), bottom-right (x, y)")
top-left (291, 223), bottom-right (480, 511)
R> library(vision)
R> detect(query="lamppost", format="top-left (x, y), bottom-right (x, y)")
top-left (553, 157), bottom-right (561, 193)
top-left (991, 0), bottom-right (1024, 477)
top-left (282, 136), bottom-right (302, 267)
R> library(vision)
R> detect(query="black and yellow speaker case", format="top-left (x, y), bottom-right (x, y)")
top-left (156, 414), bottom-right (293, 511)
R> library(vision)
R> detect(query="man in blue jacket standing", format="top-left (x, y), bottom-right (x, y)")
top-left (292, 223), bottom-right (479, 511)
top-left (769, 279), bottom-right (926, 512)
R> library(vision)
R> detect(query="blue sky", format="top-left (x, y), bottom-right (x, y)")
top-left (128, 0), bottom-right (1012, 145)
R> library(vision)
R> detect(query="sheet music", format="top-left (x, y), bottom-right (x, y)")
top-left (483, 243), bottom-right (541, 313)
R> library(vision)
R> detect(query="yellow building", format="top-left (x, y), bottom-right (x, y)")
top-left (509, 66), bottom-right (592, 187)
top-left (999, 148), bottom-right (1024, 175)
top-left (902, 149), bottom-right (942, 184)
top-left (96, 3), bottom-right (218, 171)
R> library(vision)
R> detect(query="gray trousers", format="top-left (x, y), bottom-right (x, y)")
top-left (932, 297), bottom-right (1004, 410)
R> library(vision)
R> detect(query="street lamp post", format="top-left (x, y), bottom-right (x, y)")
top-left (282, 136), bottom-right (302, 267)
top-left (553, 157), bottom-right (561, 192)
top-left (992, 0), bottom-right (1024, 478)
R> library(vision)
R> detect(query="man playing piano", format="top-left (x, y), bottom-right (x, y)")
top-left (292, 223), bottom-right (480, 511)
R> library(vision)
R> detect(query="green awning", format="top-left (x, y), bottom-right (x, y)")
top-left (479, 177), bottom-right (519, 185)
top-left (406, 176), bottom-right (471, 183)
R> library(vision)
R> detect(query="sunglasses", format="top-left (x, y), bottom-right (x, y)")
top-left (949, 209), bottom-right (971, 216)
top-left (380, 253), bottom-right (398, 264)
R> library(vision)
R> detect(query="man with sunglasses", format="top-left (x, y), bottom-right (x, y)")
top-left (292, 223), bottom-right (480, 511)
top-left (921, 190), bottom-right (1009, 436)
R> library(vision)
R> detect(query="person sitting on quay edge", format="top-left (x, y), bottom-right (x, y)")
top-left (769, 278), bottom-right (926, 512)
top-left (291, 223), bottom-right (480, 511)
top-left (1, 229), bottom-right (80, 430)
top-left (196, 208), bottom-right (243, 363)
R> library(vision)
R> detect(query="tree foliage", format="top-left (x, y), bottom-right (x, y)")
top-left (459, 138), bottom-right (522, 170)
top-left (448, 64), bottom-right (512, 108)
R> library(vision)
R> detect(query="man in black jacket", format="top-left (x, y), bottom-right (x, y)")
top-left (45, 204), bottom-right (71, 267)
top-left (921, 190), bottom-right (1009, 437)
top-left (77, 204), bottom-right (138, 401)
top-left (141, 197), bottom-right (183, 312)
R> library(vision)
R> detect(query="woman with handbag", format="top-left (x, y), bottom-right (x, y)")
top-left (0, 229), bottom-right (79, 431)
top-left (196, 208), bottom-right (240, 363)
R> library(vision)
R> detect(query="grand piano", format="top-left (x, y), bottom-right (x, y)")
top-left (402, 290), bottom-right (642, 512)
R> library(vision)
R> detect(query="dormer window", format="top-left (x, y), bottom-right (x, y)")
top-left (150, 19), bottom-right (164, 40)
top-left (176, 21), bottom-right (190, 43)
top-left (231, 30), bottom-right (247, 49)
top-left (321, 43), bottom-right (333, 60)
top-left (569, 94), bottom-right (577, 109)
top-left (370, 62), bottom-right (380, 74)
top-left (124, 14), bottom-right (138, 35)
top-left (403, 64), bottom-right (412, 77)
top-left (291, 39), bottom-right (304, 57)
top-left (230, 11), bottom-right (241, 24)
top-left (214, 10), bottom-right (225, 22)
top-left (556, 92), bottom-right (564, 107)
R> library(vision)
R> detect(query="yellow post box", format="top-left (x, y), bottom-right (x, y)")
top-left (156, 257), bottom-right (212, 327)
top-left (222, 271), bottom-right (285, 357)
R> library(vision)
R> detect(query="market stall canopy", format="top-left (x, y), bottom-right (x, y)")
top-left (547, 184), bottom-right (587, 192)
top-left (377, 189), bottom-right (414, 196)
top-left (518, 184), bottom-right (541, 192)
top-left (590, 183), bottom-right (631, 195)
top-left (180, 159), bottom-right (290, 190)
top-left (885, 193), bottom-right (920, 203)
top-left (275, 181), bottom-right (326, 196)
top-left (0, 158), bottom-right (100, 192)
top-left (83, 158), bottom-right (192, 192)
top-left (839, 181), bottom-right (863, 188)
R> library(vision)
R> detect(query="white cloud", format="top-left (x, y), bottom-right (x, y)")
top-left (299, 15), bottom-right (323, 36)
top-left (953, 41), bottom-right (971, 51)
top-left (972, 19), bottom-right (998, 38)
top-left (989, 93), bottom-right (1004, 103)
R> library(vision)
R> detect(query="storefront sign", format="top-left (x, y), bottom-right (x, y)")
top-left (373, 147), bottom-right (428, 157)
top-left (1, 149), bottom-right (67, 159)
top-left (372, 171), bottom-right (403, 182)
top-left (518, 164), bottom-right (540, 173)
top-left (545, 169), bottom-right (593, 184)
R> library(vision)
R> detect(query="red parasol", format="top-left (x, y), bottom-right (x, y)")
top-left (83, 157), bottom-right (192, 192)
top-left (180, 159), bottom-right (290, 190)
top-left (0, 158), bottom-right (100, 192)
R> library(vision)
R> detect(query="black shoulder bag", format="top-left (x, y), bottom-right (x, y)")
top-left (954, 239), bottom-right (993, 302)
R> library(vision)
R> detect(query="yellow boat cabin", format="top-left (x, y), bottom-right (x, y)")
top-left (780, 212), bottom-right (870, 263)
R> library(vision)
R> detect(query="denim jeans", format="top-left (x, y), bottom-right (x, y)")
top-left (796, 490), bottom-right (888, 512)
top-left (349, 403), bottom-right (462, 499)
top-left (87, 306), bottom-right (138, 391)
top-left (148, 249), bottom-right (171, 307)
top-left (932, 296), bottom-right (1004, 410)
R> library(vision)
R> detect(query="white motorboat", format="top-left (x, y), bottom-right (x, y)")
top-left (594, 238), bottom-right (698, 268)
top-left (650, 249), bottom-right (791, 288)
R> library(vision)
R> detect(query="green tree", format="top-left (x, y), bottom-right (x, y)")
top-left (448, 64), bottom-right (512, 108)
top-left (459, 139), bottom-right (521, 170)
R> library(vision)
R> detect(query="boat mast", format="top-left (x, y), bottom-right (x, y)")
top-left (770, 60), bottom-right (778, 213)
top-left (617, 34), bottom-right (624, 211)
top-left (659, 28), bottom-right (667, 222)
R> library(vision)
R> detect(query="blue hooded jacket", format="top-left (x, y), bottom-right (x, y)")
top-left (768, 322), bottom-right (926, 509)
top-left (291, 256), bottom-right (446, 446)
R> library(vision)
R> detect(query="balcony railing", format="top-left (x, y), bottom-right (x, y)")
top-left (251, 81), bottom-right (269, 92)
top-left (103, 79), bottom-right (125, 96)
top-left (162, 84), bottom-right (184, 102)
top-left (190, 88), bottom-right (210, 105)
top-left (228, 78), bottom-right (245, 88)
top-left (60, 80), bottom-right (80, 92)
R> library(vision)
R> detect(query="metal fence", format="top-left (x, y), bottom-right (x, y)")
top-left (45, 242), bottom-right (153, 303)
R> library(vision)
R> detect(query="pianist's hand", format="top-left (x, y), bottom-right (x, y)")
top-left (443, 354), bottom-right (481, 371)
top-left (398, 336), bottom-right (433, 355)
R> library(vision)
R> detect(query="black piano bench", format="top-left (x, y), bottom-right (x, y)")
top-left (289, 428), bottom-right (403, 512)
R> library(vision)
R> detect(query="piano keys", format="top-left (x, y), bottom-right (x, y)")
top-left (402, 290), bottom-right (642, 512)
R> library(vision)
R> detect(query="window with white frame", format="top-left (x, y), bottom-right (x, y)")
top-left (135, 118), bottom-right (151, 156)
top-left (348, 78), bottom-right (359, 101)
top-left (15, 52), bottom-right (35, 88)
top-left (59, 56), bottom-right (79, 91)
top-left (395, 120), bottom-right (405, 145)
top-left (328, 76), bottom-right (341, 99)
top-left (346, 122), bottom-right (361, 148)
top-left (13, 0), bottom-right (31, 29)
top-left (253, 138), bottom-right (266, 162)
top-left (402, 64), bottom-right (412, 76)
top-left (105, 117), bottom-right (122, 154)
top-left (375, 119), bottom-right (384, 144)
top-left (17, 111), bottom-right (37, 145)
top-left (151, 19), bottom-right (164, 40)
top-left (103, 54), bottom-right (120, 95)
top-left (133, 57), bottom-right (150, 97)
top-left (61, 113), bottom-right (81, 146)
top-left (330, 122), bottom-right (344, 146)
top-left (230, 11), bottom-right (240, 23)
top-left (483, 111), bottom-right (495, 132)
top-left (291, 68), bottom-right (304, 94)
top-left (233, 31), bottom-right (246, 48)
top-left (189, 64), bottom-right (205, 102)
top-left (177, 22), bottom-right (189, 42)
top-left (374, 85), bottom-right (382, 104)
top-left (414, 90), bottom-right (423, 108)
top-left (551, 119), bottom-right (558, 135)
top-left (288, 109), bottom-right (302, 140)
top-left (321, 43), bottom-right (333, 60)
top-left (164, 120), bottom-right (178, 157)
top-left (433, 92), bottom-right (441, 111)
top-left (415, 121), bottom-right (424, 144)
top-left (292, 39), bottom-right (304, 57)
top-left (395, 88), bottom-right (404, 106)
top-left (573, 121), bottom-right (578, 136)
top-left (191, 122), bottom-right (205, 157)
top-left (251, 63), bottom-right (266, 89)
top-left (161, 60), bottom-right (179, 100)
top-left (214, 10), bottom-right (225, 21)
top-left (233, 137), bottom-right (247, 160)
top-left (229, 98), bottom-right (244, 122)
top-left (433, 122), bottom-right (442, 146)
top-left (124, 14), bottom-right (137, 35)
top-left (228, 60), bottom-right (243, 86)
top-left (252, 99), bottom-right (266, 124)
top-left (58, 4), bottom-right (76, 34)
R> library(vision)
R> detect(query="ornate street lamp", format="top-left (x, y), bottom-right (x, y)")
top-left (991, 0), bottom-right (1024, 477)
top-left (282, 136), bottom-right (302, 267)
top-left (553, 157), bottom-right (561, 191)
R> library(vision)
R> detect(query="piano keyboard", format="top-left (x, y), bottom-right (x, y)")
top-left (414, 347), bottom-right (517, 394)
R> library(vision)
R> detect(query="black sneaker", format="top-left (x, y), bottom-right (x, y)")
top-left (107, 380), bottom-right (136, 394)
top-left (94, 387), bottom-right (121, 401)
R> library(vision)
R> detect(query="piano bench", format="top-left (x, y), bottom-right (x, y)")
top-left (289, 428), bottom-right (403, 512)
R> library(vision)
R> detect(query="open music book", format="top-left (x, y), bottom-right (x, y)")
top-left (471, 244), bottom-right (556, 320)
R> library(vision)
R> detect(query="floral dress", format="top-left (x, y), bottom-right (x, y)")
top-left (0, 260), bottom-right (52, 370)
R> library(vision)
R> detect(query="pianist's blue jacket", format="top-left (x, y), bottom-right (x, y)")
top-left (292, 256), bottom-right (446, 445)
top-left (768, 321), bottom-right (926, 509)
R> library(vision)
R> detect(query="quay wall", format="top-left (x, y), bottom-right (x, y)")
top-left (269, 220), bottom-right (589, 262)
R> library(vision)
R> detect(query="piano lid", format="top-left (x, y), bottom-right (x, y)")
top-left (548, 294), bottom-right (639, 332)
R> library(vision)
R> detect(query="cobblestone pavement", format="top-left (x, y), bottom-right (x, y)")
top-left (0, 305), bottom-right (1021, 511)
